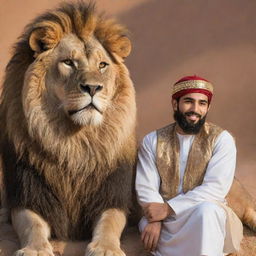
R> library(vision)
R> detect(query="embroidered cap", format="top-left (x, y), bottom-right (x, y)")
top-left (172, 75), bottom-right (214, 103)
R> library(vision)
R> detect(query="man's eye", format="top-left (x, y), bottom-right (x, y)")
top-left (99, 62), bottom-right (109, 69)
top-left (63, 59), bottom-right (74, 66)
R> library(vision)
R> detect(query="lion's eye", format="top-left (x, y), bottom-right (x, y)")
top-left (63, 59), bottom-right (74, 67)
top-left (99, 62), bottom-right (109, 69)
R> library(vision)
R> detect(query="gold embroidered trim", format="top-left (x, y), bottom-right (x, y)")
top-left (172, 80), bottom-right (213, 95)
top-left (156, 122), bottom-right (223, 200)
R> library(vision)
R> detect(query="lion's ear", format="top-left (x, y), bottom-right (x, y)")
top-left (95, 19), bottom-right (132, 60)
top-left (29, 26), bottom-right (62, 54)
top-left (108, 36), bottom-right (131, 59)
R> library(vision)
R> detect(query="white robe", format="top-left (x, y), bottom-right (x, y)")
top-left (135, 130), bottom-right (236, 256)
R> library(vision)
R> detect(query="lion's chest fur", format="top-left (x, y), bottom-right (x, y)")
top-left (2, 140), bottom-right (133, 240)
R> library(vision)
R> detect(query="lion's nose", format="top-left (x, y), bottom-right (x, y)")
top-left (80, 84), bottom-right (103, 96)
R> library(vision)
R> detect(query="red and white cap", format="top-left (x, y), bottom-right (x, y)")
top-left (172, 75), bottom-right (214, 103)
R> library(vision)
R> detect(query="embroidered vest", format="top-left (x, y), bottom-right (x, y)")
top-left (156, 122), bottom-right (223, 200)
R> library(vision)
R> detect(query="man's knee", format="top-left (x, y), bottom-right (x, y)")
top-left (195, 201), bottom-right (226, 220)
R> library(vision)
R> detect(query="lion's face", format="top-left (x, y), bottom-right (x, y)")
top-left (35, 34), bottom-right (116, 126)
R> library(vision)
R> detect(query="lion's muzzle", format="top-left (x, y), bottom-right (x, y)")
top-left (79, 84), bottom-right (103, 97)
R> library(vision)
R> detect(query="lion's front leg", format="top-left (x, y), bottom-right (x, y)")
top-left (12, 208), bottom-right (54, 256)
top-left (86, 208), bottom-right (126, 256)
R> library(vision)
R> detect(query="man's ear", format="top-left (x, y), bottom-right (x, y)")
top-left (172, 98), bottom-right (178, 111)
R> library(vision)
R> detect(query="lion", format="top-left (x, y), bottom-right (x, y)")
top-left (0, 2), bottom-right (136, 256)
top-left (0, 2), bottom-right (256, 256)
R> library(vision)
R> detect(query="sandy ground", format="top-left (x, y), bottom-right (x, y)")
top-left (0, 223), bottom-right (255, 256)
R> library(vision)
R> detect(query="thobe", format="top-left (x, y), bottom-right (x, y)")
top-left (136, 130), bottom-right (236, 256)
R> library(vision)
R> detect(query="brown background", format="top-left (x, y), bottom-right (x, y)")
top-left (0, 0), bottom-right (255, 197)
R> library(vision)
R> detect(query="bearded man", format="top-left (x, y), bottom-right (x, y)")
top-left (135, 75), bottom-right (243, 256)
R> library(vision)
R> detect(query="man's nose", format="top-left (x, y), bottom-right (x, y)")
top-left (190, 102), bottom-right (199, 113)
top-left (79, 84), bottom-right (103, 96)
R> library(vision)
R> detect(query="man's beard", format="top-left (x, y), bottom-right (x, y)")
top-left (173, 109), bottom-right (207, 134)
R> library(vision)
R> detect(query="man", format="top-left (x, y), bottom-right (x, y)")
top-left (136, 75), bottom-right (242, 256)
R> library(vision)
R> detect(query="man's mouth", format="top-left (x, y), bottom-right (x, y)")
top-left (185, 112), bottom-right (201, 121)
top-left (68, 103), bottom-right (102, 115)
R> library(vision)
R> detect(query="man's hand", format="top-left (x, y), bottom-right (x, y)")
top-left (143, 202), bottom-right (174, 222)
top-left (141, 221), bottom-right (162, 252)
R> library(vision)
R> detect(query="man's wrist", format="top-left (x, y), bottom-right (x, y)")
top-left (165, 202), bottom-right (174, 217)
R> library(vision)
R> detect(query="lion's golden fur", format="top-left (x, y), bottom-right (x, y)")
top-left (0, 2), bottom-right (136, 189)
top-left (228, 179), bottom-right (256, 231)
top-left (0, 2), bottom-right (136, 239)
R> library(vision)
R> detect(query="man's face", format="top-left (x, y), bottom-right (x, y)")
top-left (172, 93), bottom-right (210, 134)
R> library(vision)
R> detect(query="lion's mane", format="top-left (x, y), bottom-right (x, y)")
top-left (0, 2), bottom-right (136, 239)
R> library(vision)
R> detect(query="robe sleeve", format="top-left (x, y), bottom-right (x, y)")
top-left (167, 130), bottom-right (237, 216)
top-left (135, 131), bottom-right (164, 205)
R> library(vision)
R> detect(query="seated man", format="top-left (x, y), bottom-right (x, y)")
top-left (135, 75), bottom-right (242, 256)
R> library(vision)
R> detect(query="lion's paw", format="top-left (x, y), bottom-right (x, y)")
top-left (86, 241), bottom-right (125, 256)
top-left (13, 247), bottom-right (54, 256)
